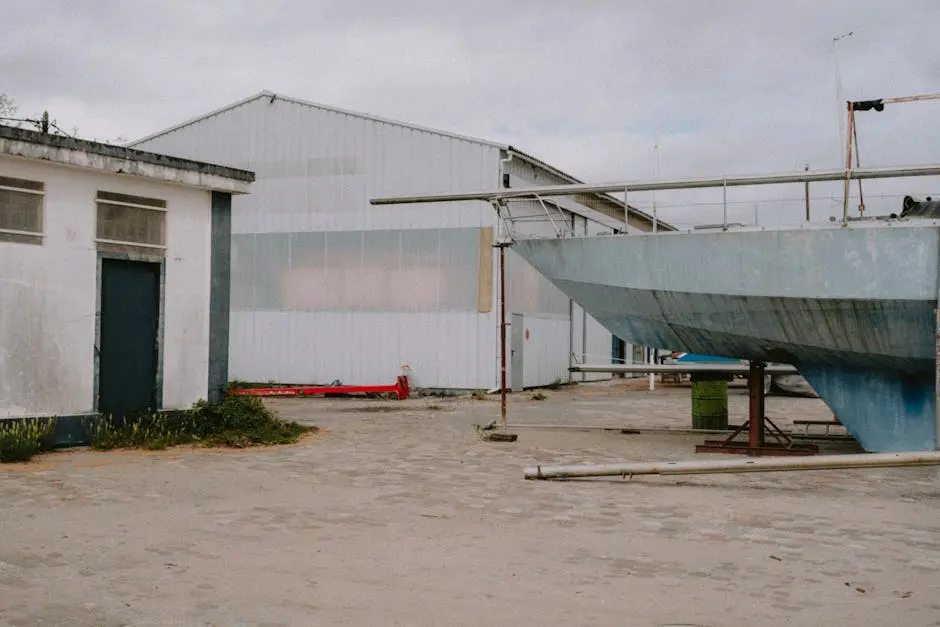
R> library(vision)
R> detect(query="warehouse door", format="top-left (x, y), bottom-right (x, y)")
top-left (98, 259), bottom-right (160, 419)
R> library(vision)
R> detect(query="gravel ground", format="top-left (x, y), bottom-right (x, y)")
top-left (1, 379), bottom-right (938, 626)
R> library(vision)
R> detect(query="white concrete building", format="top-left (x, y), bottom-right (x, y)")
top-left (0, 124), bottom-right (254, 440)
top-left (131, 91), bottom-right (669, 391)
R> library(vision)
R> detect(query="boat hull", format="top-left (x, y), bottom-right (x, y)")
top-left (512, 223), bottom-right (940, 452)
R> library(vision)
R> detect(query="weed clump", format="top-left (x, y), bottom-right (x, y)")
top-left (531, 391), bottom-right (547, 401)
top-left (0, 418), bottom-right (56, 463)
top-left (90, 392), bottom-right (315, 452)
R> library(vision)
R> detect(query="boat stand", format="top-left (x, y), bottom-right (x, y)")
top-left (695, 362), bottom-right (819, 457)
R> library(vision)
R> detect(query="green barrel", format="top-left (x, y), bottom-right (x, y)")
top-left (690, 374), bottom-right (729, 430)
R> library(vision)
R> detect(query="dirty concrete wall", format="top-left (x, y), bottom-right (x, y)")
top-left (0, 154), bottom-right (212, 417)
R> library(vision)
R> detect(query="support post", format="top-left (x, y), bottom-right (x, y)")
top-left (695, 360), bottom-right (817, 456)
top-left (499, 243), bottom-right (507, 431)
top-left (748, 361), bottom-right (766, 450)
top-left (722, 179), bottom-right (728, 228)
top-left (935, 278), bottom-right (940, 462)
top-left (804, 164), bottom-right (810, 221)
top-left (842, 102), bottom-right (855, 221)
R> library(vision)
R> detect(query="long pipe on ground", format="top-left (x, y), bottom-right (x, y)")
top-left (523, 451), bottom-right (940, 480)
top-left (570, 363), bottom-right (798, 375)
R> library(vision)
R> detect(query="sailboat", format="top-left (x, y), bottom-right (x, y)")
top-left (373, 160), bottom-right (940, 453)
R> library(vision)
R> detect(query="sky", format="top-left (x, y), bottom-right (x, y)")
top-left (2, 0), bottom-right (938, 228)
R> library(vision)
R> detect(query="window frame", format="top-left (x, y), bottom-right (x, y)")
top-left (0, 175), bottom-right (45, 245)
top-left (94, 190), bottom-right (168, 256)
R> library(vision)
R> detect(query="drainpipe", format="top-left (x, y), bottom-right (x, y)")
top-left (499, 150), bottom-right (514, 191)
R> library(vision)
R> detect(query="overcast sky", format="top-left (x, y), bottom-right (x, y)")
top-left (2, 0), bottom-right (938, 227)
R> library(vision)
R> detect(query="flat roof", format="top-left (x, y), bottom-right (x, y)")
top-left (0, 124), bottom-right (255, 194)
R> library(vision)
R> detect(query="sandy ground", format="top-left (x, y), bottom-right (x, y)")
top-left (1, 379), bottom-right (939, 627)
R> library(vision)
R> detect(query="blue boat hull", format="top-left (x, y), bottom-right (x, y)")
top-left (512, 223), bottom-right (940, 452)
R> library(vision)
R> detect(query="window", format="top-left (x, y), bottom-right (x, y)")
top-left (0, 175), bottom-right (44, 245)
top-left (95, 190), bottom-right (166, 256)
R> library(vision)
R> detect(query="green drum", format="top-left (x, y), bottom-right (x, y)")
top-left (690, 374), bottom-right (729, 430)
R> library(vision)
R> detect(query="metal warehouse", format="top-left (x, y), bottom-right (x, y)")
top-left (0, 124), bottom-right (254, 429)
top-left (131, 91), bottom-right (666, 391)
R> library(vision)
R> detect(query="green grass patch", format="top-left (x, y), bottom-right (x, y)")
top-left (89, 392), bottom-right (316, 452)
top-left (0, 418), bottom-right (57, 463)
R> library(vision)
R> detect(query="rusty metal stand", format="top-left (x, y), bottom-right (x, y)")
top-left (695, 362), bottom-right (818, 456)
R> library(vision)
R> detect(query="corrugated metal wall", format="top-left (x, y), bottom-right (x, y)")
top-left (503, 160), bottom-right (615, 383)
top-left (135, 95), bottom-right (623, 390)
top-left (137, 96), bottom-right (501, 389)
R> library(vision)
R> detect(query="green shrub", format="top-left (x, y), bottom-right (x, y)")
top-left (0, 418), bottom-right (57, 463)
top-left (90, 393), bottom-right (315, 452)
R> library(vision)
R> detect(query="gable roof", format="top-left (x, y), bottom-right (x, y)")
top-left (129, 90), bottom-right (673, 230)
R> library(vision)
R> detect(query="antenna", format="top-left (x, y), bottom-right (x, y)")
top-left (832, 31), bottom-right (853, 162)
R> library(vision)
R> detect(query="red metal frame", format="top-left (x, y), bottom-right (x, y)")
top-left (229, 375), bottom-right (410, 400)
top-left (695, 362), bottom-right (818, 457)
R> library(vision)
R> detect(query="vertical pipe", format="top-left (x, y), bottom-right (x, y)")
top-left (935, 306), bottom-right (940, 456)
top-left (499, 243), bottom-right (507, 431)
top-left (625, 186), bottom-right (632, 233)
top-left (581, 216), bottom-right (587, 383)
top-left (843, 104), bottom-right (855, 222)
top-left (748, 361), bottom-right (766, 453)
top-left (853, 120), bottom-right (865, 215)
top-left (568, 213), bottom-right (575, 383)
top-left (722, 179), bottom-right (728, 228)
top-left (935, 227), bottom-right (940, 463)
top-left (804, 164), bottom-right (810, 221)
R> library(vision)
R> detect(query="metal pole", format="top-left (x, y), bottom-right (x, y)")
top-left (935, 230), bottom-right (940, 469)
top-left (832, 32), bottom-right (853, 161)
top-left (499, 243), bottom-right (507, 431)
top-left (748, 361), bottom-right (766, 451)
top-left (936, 305), bottom-right (940, 456)
top-left (843, 103), bottom-right (855, 221)
top-left (804, 164), bottom-right (810, 221)
top-left (853, 119), bottom-right (865, 216)
top-left (570, 363), bottom-right (798, 375)
top-left (722, 179), bottom-right (728, 228)
top-left (370, 164), bottom-right (940, 206)
top-left (883, 92), bottom-right (940, 104)
top-left (624, 186), bottom-right (632, 233)
top-left (523, 450), bottom-right (940, 480)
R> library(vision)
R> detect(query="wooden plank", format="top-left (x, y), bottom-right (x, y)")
top-left (477, 226), bottom-right (494, 313)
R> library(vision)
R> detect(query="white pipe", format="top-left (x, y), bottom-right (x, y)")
top-left (524, 451), bottom-right (940, 480)
top-left (571, 363), bottom-right (798, 375)
top-left (499, 151), bottom-right (513, 187)
top-left (369, 164), bottom-right (940, 205)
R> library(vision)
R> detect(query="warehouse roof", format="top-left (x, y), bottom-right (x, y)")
top-left (129, 91), bottom-right (674, 231)
top-left (0, 124), bottom-right (255, 194)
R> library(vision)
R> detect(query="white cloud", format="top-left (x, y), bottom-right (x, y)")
top-left (2, 0), bottom-right (938, 226)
